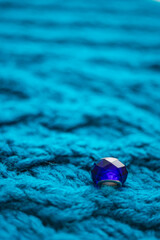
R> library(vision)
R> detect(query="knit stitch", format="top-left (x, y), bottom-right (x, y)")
top-left (0, 0), bottom-right (160, 239)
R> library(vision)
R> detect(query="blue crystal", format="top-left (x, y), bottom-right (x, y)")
top-left (91, 157), bottom-right (128, 187)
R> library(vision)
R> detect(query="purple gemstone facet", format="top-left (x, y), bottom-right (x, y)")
top-left (91, 157), bottom-right (128, 187)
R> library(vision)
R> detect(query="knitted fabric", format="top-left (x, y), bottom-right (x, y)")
top-left (0, 0), bottom-right (160, 239)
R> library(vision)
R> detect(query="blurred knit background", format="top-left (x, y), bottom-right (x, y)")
top-left (0, 0), bottom-right (160, 239)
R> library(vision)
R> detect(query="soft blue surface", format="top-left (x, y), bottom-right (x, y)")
top-left (0, 0), bottom-right (160, 239)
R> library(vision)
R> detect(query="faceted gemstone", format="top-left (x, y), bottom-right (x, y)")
top-left (91, 157), bottom-right (128, 187)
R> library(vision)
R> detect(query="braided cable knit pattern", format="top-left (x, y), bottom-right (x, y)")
top-left (0, 0), bottom-right (160, 239)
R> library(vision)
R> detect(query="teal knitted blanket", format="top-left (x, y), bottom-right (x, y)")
top-left (0, 0), bottom-right (160, 239)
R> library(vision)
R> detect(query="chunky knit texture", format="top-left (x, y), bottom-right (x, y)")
top-left (0, 0), bottom-right (160, 239)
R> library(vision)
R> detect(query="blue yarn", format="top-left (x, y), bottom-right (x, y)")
top-left (0, 0), bottom-right (160, 239)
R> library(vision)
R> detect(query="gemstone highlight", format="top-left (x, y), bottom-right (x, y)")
top-left (91, 157), bottom-right (128, 187)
